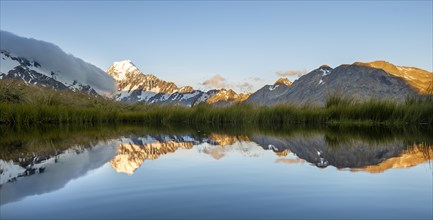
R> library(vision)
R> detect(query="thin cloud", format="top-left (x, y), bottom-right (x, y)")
top-left (236, 82), bottom-right (253, 93)
top-left (249, 77), bottom-right (262, 82)
top-left (276, 69), bottom-right (307, 77)
top-left (202, 75), bottom-right (257, 93)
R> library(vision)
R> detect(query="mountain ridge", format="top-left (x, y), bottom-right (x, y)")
top-left (246, 61), bottom-right (432, 106)
top-left (106, 60), bottom-right (251, 106)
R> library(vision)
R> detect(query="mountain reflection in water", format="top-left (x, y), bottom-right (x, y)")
top-left (0, 128), bottom-right (432, 207)
top-left (106, 133), bottom-right (433, 175)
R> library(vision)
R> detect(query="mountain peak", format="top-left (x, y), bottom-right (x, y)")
top-left (206, 88), bottom-right (250, 105)
top-left (319, 64), bottom-right (331, 69)
top-left (113, 60), bottom-right (138, 71)
top-left (108, 60), bottom-right (141, 81)
top-left (106, 60), bottom-right (197, 97)
top-left (274, 78), bottom-right (292, 86)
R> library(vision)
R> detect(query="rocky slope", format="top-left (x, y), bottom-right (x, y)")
top-left (246, 77), bottom-right (293, 105)
top-left (246, 62), bottom-right (432, 106)
top-left (106, 60), bottom-right (250, 106)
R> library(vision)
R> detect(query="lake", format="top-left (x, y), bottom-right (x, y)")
top-left (1, 125), bottom-right (432, 219)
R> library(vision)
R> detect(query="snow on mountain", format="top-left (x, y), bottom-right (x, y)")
top-left (107, 60), bottom-right (192, 97)
top-left (106, 60), bottom-right (251, 106)
top-left (0, 30), bottom-right (115, 95)
top-left (0, 160), bottom-right (26, 185)
top-left (109, 60), bottom-right (139, 81)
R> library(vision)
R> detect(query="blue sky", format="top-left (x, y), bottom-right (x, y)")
top-left (1, 1), bottom-right (432, 92)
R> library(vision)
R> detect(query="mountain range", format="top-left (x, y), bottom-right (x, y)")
top-left (106, 60), bottom-right (250, 106)
top-left (247, 62), bottom-right (432, 106)
top-left (1, 31), bottom-right (432, 106)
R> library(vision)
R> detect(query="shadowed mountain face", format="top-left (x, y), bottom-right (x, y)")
top-left (246, 77), bottom-right (293, 105)
top-left (106, 60), bottom-right (250, 106)
top-left (246, 62), bottom-right (432, 106)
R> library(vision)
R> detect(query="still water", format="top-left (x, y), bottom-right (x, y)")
top-left (0, 126), bottom-right (432, 219)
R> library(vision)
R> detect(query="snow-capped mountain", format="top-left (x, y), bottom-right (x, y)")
top-left (107, 60), bottom-right (193, 95)
top-left (246, 62), bottom-right (432, 106)
top-left (106, 60), bottom-right (250, 106)
top-left (1, 50), bottom-right (98, 95)
top-left (0, 31), bottom-right (115, 95)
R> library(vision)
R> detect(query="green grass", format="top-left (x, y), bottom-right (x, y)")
top-left (1, 79), bottom-right (432, 127)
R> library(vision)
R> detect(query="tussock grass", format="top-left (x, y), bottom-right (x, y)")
top-left (1, 79), bottom-right (432, 127)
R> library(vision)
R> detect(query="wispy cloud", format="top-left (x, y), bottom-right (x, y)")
top-left (249, 77), bottom-right (262, 82)
top-left (275, 69), bottom-right (307, 77)
top-left (201, 75), bottom-right (259, 93)
top-left (236, 82), bottom-right (253, 93)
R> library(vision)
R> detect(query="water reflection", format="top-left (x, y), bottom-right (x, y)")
top-left (110, 137), bottom-right (195, 175)
top-left (0, 126), bottom-right (432, 207)
top-left (1, 142), bottom-right (118, 205)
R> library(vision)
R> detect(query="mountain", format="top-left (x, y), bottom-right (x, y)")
top-left (246, 77), bottom-right (293, 105)
top-left (246, 62), bottom-right (432, 106)
top-left (0, 31), bottom-right (115, 95)
top-left (106, 60), bottom-right (250, 106)
top-left (206, 89), bottom-right (251, 106)
top-left (107, 60), bottom-right (193, 96)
